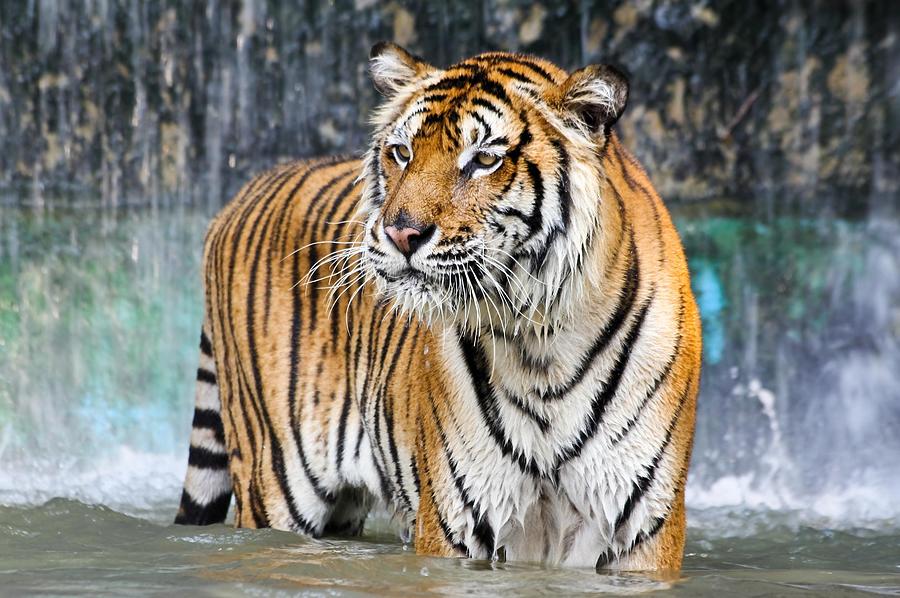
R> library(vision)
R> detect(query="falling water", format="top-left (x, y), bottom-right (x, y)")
top-left (1, 1), bottom-right (896, 206)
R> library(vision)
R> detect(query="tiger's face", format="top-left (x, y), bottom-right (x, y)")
top-left (360, 43), bottom-right (628, 328)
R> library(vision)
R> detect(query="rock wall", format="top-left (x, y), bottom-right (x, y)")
top-left (1, 0), bottom-right (896, 207)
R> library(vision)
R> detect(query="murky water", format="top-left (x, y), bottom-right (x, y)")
top-left (2, 500), bottom-right (898, 596)
top-left (1, 201), bottom-right (899, 595)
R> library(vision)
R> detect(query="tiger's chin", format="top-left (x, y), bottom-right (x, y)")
top-left (372, 268), bottom-right (460, 326)
top-left (373, 268), bottom-right (524, 338)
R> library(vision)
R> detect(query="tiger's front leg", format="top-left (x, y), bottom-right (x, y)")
top-left (414, 475), bottom-right (468, 558)
top-left (412, 410), bottom-right (467, 557)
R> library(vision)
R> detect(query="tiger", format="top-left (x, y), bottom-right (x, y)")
top-left (174, 42), bottom-right (701, 572)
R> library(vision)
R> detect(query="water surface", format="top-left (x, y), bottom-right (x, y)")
top-left (2, 499), bottom-right (898, 596)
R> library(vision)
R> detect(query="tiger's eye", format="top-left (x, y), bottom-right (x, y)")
top-left (475, 152), bottom-right (500, 168)
top-left (394, 145), bottom-right (411, 163)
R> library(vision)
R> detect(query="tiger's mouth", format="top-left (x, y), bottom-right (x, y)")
top-left (373, 262), bottom-right (449, 301)
top-left (374, 265), bottom-right (427, 283)
top-left (371, 249), bottom-right (517, 320)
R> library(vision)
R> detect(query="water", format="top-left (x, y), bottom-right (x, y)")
top-left (1, 201), bottom-right (898, 595)
top-left (1, 501), bottom-right (898, 596)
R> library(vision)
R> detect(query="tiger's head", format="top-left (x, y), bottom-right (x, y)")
top-left (359, 43), bottom-right (629, 332)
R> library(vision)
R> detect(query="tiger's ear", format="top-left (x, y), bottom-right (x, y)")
top-left (369, 42), bottom-right (434, 97)
top-left (556, 64), bottom-right (629, 139)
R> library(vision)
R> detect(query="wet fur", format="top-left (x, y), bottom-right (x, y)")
top-left (175, 46), bottom-right (701, 572)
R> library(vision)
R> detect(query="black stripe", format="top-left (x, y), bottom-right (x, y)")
top-left (495, 205), bottom-right (531, 224)
top-left (335, 392), bottom-right (353, 470)
top-left (524, 225), bottom-right (559, 275)
top-left (199, 330), bottom-right (213, 356)
top-left (630, 516), bottom-right (666, 552)
top-left (364, 305), bottom-right (397, 417)
top-left (498, 67), bottom-right (537, 85)
top-left (192, 408), bottom-right (226, 445)
top-left (426, 389), bottom-right (495, 557)
top-left (427, 72), bottom-right (512, 107)
top-left (543, 234), bottom-right (640, 401)
top-left (378, 318), bottom-right (416, 513)
top-left (361, 305), bottom-right (395, 502)
top-left (350, 312), bottom-right (368, 462)
top-left (468, 54), bottom-right (557, 84)
top-left (196, 367), bottom-right (217, 385)
top-left (614, 379), bottom-right (692, 536)
top-left (501, 390), bottom-right (550, 433)
top-left (496, 330), bottom-right (552, 374)
top-left (471, 97), bottom-right (503, 118)
top-left (248, 477), bottom-right (268, 528)
top-left (469, 111), bottom-right (493, 136)
top-left (612, 293), bottom-right (686, 445)
top-left (188, 446), bottom-right (229, 469)
top-left (492, 56), bottom-right (556, 83)
top-left (436, 508), bottom-right (469, 556)
top-left (354, 424), bottom-right (366, 461)
top-left (422, 111), bottom-right (445, 129)
top-left (595, 548), bottom-right (616, 570)
top-left (174, 489), bottom-right (231, 526)
top-left (414, 412), bottom-right (470, 558)
top-left (505, 115), bottom-right (532, 164)
top-left (520, 160), bottom-right (544, 243)
top-left (458, 330), bottom-right (542, 477)
top-left (553, 292), bottom-right (654, 470)
top-left (518, 140), bottom-right (571, 276)
top-left (410, 454), bottom-right (420, 494)
top-left (358, 302), bottom-right (387, 433)
top-left (611, 142), bottom-right (666, 266)
top-left (551, 139), bottom-right (572, 230)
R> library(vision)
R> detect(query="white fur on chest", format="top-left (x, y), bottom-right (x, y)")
top-left (429, 290), bottom-right (680, 566)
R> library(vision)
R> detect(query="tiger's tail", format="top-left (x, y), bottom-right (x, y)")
top-left (174, 321), bottom-right (232, 525)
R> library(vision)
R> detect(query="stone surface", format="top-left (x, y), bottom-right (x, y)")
top-left (0, 0), bottom-right (896, 208)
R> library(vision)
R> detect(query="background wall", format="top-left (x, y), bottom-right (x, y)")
top-left (1, 0), bottom-right (897, 208)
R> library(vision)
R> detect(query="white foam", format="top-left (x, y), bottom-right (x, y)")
top-left (686, 472), bottom-right (900, 527)
top-left (0, 446), bottom-right (186, 518)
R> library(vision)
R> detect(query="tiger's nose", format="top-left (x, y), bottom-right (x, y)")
top-left (383, 212), bottom-right (435, 258)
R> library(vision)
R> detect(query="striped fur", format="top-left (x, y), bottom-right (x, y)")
top-left (175, 44), bottom-right (701, 572)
